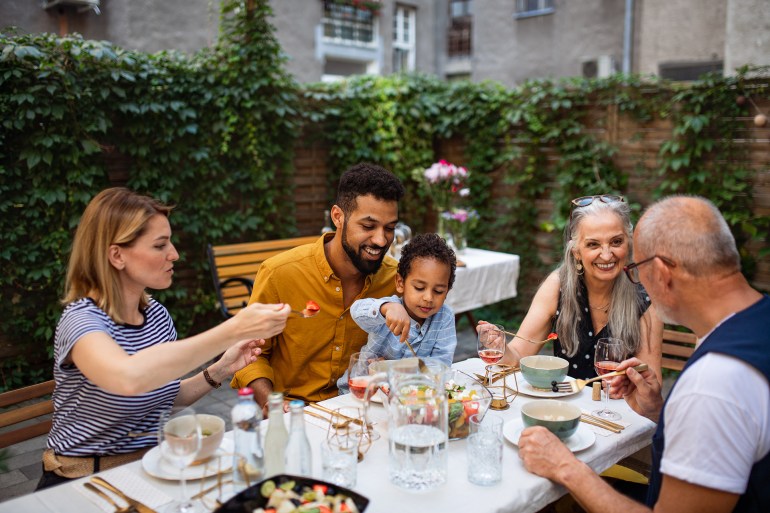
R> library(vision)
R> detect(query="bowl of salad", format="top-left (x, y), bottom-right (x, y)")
top-left (214, 474), bottom-right (369, 513)
top-left (446, 370), bottom-right (493, 440)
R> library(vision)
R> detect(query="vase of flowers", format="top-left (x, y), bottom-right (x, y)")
top-left (415, 160), bottom-right (470, 243)
top-left (441, 208), bottom-right (479, 254)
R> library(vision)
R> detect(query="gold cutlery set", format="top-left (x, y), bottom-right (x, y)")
top-left (86, 476), bottom-right (156, 513)
top-left (579, 413), bottom-right (625, 433)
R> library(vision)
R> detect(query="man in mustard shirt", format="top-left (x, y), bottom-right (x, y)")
top-left (232, 163), bottom-right (405, 412)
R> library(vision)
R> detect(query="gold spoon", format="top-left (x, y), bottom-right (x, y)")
top-left (403, 339), bottom-right (429, 373)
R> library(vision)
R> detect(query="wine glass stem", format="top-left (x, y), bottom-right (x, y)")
top-left (179, 467), bottom-right (188, 506)
top-left (604, 378), bottom-right (610, 410)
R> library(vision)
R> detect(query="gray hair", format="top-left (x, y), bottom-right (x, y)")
top-left (556, 199), bottom-right (644, 359)
top-left (636, 195), bottom-right (740, 276)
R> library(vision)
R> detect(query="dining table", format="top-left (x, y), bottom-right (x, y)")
top-left (444, 248), bottom-right (520, 314)
top-left (0, 357), bottom-right (655, 513)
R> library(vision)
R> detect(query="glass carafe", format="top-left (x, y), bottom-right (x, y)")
top-left (371, 358), bottom-right (449, 491)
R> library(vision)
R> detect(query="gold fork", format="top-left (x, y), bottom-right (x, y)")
top-left (552, 363), bottom-right (648, 393)
top-left (84, 483), bottom-right (135, 513)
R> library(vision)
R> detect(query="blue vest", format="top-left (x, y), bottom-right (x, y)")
top-left (648, 295), bottom-right (770, 512)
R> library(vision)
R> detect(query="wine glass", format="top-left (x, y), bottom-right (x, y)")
top-left (158, 406), bottom-right (202, 513)
top-left (592, 337), bottom-right (624, 421)
top-left (347, 351), bottom-right (380, 441)
top-left (477, 323), bottom-right (506, 365)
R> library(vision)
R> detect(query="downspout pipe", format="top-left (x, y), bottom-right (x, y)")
top-left (622, 0), bottom-right (634, 74)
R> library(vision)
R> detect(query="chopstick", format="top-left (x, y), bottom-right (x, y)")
top-left (580, 414), bottom-right (624, 433)
top-left (307, 403), bottom-right (365, 426)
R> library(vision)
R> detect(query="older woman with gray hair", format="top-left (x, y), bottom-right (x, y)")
top-left (494, 194), bottom-right (662, 380)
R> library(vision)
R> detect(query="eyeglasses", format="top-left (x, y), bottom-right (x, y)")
top-left (569, 195), bottom-right (625, 220)
top-left (623, 255), bottom-right (677, 284)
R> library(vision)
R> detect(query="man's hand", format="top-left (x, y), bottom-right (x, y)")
top-left (248, 377), bottom-right (275, 418)
top-left (381, 302), bottom-right (411, 343)
top-left (518, 426), bottom-right (578, 482)
top-left (611, 357), bottom-right (663, 423)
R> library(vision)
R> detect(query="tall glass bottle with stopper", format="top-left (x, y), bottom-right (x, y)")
top-left (285, 400), bottom-right (312, 476)
top-left (231, 387), bottom-right (264, 490)
top-left (321, 209), bottom-right (334, 234)
top-left (263, 392), bottom-right (289, 477)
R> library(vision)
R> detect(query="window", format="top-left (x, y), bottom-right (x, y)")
top-left (514, 0), bottom-right (554, 19)
top-left (659, 61), bottom-right (723, 81)
top-left (448, 0), bottom-right (472, 58)
top-left (393, 5), bottom-right (416, 72)
top-left (323, 0), bottom-right (377, 46)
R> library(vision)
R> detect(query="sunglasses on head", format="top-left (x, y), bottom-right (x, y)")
top-left (569, 194), bottom-right (625, 219)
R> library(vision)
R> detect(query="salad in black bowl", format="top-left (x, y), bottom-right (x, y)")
top-left (214, 474), bottom-right (369, 513)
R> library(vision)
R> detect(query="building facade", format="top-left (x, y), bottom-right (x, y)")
top-left (1, 0), bottom-right (768, 86)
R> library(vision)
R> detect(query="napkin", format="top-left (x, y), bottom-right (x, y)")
top-left (581, 410), bottom-right (630, 437)
top-left (76, 466), bottom-right (174, 512)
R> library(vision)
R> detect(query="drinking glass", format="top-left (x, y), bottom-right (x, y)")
top-left (158, 407), bottom-right (202, 513)
top-left (321, 439), bottom-right (358, 487)
top-left (592, 337), bottom-right (624, 421)
top-left (477, 323), bottom-right (506, 364)
top-left (467, 413), bottom-right (503, 486)
top-left (347, 351), bottom-right (380, 440)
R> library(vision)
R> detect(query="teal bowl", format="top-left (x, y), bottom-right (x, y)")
top-left (520, 400), bottom-right (581, 440)
top-left (519, 355), bottom-right (568, 389)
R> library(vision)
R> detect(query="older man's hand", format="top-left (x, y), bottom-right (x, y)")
top-left (518, 426), bottom-right (577, 481)
top-left (611, 357), bottom-right (663, 423)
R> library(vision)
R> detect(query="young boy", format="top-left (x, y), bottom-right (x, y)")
top-left (338, 232), bottom-right (457, 393)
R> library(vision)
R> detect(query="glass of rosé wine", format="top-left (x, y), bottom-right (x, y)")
top-left (592, 337), bottom-right (624, 420)
top-left (347, 351), bottom-right (381, 440)
top-left (477, 324), bottom-right (506, 365)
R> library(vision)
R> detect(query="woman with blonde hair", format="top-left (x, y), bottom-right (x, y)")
top-left (38, 187), bottom-right (290, 489)
top-left (493, 195), bottom-right (662, 380)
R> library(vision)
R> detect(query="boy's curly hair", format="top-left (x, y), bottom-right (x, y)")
top-left (397, 232), bottom-right (457, 290)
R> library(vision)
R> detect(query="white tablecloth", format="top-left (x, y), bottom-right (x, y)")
top-left (1, 358), bottom-right (656, 513)
top-left (445, 248), bottom-right (520, 314)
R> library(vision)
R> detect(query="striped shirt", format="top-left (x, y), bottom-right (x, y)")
top-left (47, 298), bottom-right (180, 456)
top-left (337, 295), bottom-right (457, 393)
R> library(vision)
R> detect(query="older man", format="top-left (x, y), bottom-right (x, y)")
top-left (519, 196), bottom-right (770, 513)
top-left (231, 163), bottom-right (405, 412)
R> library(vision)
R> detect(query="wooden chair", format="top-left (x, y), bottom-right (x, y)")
top-left (0, 380), bottom-right (55, 448)
top-left (661, 327), bottom-right (697, 372)
top-left (207, 235), bottom-right (318, 318)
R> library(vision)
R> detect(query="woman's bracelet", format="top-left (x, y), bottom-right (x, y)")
top-left (203, 367), bottom-right (222, 389)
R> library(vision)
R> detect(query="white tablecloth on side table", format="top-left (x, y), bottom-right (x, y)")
top-left (445, 248), bottom-right (520, 314)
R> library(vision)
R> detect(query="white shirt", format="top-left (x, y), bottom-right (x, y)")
top-left (661, 352), bottom-right (770, 493)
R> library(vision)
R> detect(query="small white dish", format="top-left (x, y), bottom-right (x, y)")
top-left (142, 438), bottom-right (234, 480)
top-left (503, 418), bottom-right (595, 453)
top-left (514, 372), bottom-right (579, 398)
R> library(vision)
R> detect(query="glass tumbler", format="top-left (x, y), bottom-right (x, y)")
top-left (466, 413), bottom-right (503, 486)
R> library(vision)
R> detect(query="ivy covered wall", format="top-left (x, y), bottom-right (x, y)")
top-left (1, 1), bottom-right (768, 389)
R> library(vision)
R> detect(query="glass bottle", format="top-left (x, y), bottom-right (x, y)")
top-left (285, 400), bottom-right (312, 476)
top-left (231, 387), bottom-right (264, 490)
top-left (263, 392), bottom-right (289, 477)
top-left (321, 209), bottom-right (334, 234)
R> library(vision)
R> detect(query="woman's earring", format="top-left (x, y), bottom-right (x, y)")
top-left (575, 260), bottom-right (584, 275)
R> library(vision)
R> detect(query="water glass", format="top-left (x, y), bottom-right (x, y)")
top-left (466, 413), bottom-right (503, 486)
top-left (320, 439), bottom-right (357, 488)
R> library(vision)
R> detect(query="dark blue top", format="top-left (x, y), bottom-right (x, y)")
top-left (648, 295), bottom-right (770, 512)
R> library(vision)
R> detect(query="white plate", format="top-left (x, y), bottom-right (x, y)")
top-left (142, 438), bottom-right (234, 480)
top-left (503, 419), bottom-right (595, 453)
top-left (512, 372), bottom-right (579, 398)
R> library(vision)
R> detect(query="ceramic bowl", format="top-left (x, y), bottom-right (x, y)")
top-left (195, 414), bottom-right (226, 461)
top-left (446, 370), bottom-right (493, 440)
top-left (520, 400), bottom-right (581, 440)
top-left (519, 355), bottom-right (569, 389)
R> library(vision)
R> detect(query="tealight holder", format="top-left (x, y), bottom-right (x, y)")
top-left (484, 364), bottom-right (519, 410)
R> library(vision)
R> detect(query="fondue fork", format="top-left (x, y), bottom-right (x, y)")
top-left (552, 363), bottom-right (648, 393)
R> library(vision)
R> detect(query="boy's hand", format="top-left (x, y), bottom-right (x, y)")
top-left (381, 303), bottom-right (412, 343)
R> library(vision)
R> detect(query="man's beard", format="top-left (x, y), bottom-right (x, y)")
top-left (341, 221), bottom-right (387, 276)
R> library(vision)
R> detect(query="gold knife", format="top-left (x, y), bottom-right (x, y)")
top-left (581, 413), bottom-right (625, 430)
top-left (91, 476), bottom-right (157, 513)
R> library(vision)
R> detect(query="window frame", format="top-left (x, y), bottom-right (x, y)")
top-left (392, 4), bottom-right (416, 72)
top-left (514, 0), bottom-right (555, 20)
